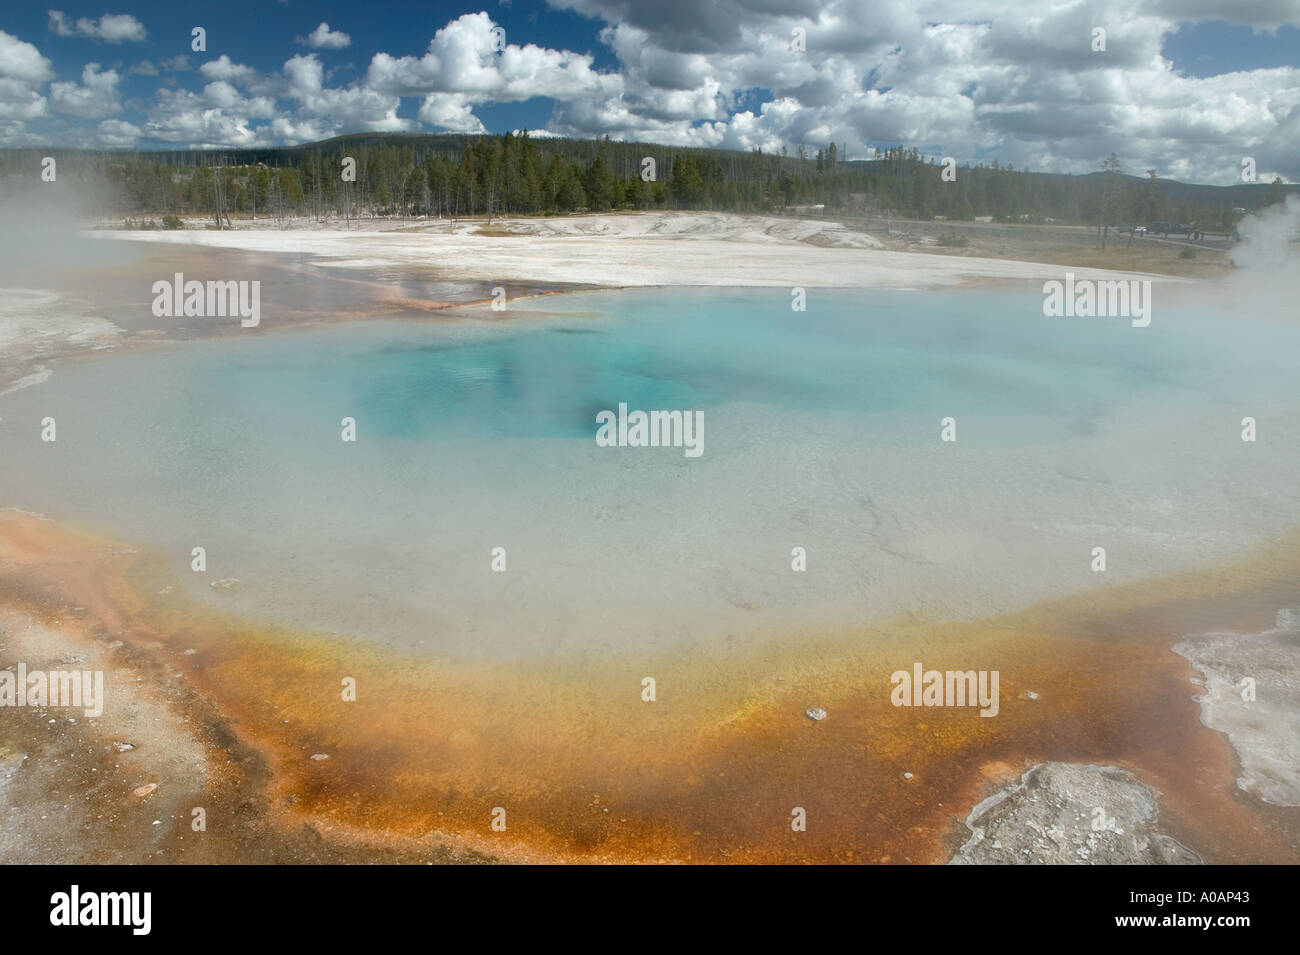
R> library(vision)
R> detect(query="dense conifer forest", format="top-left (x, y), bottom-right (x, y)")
top-left (2, 131), bottom-right (1292, 230)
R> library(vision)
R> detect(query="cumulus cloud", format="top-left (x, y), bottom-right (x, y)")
top-left (50, 62), bottom-right (123, 118)
top-left (541, 0), bottom-right (1300, 183)
top-left (366, 12), bottom-right (619, 101)
top-left (47, 11), bottom-right (147, 43)
top-left (282, 53), bottom-right (413, 133)
top-left (0, 30), bottom-right (53, 122)
top-left (200, 54), bottom-right (258, 84)
top-left (0, 30), bottom-right (55, 84)
top-left (298, 22), bottom-right (351, 50)
top-left (142, 84), bottom-right (275, 148)
top-left (96, 117), bottom-right (142, 147)
top-left (417, 93), bottom-right (487, 132)
top-left (137, 51), bottom-right (414, 146)
top-left (268, 114), bottom-right (335, 145)
top-left (2, 2), bottom-right (1297, 180)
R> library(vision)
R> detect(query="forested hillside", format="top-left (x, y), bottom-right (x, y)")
top-left (1, 131), bottom-right (1293, 230)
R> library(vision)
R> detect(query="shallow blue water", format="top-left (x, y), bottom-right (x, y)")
top-left (2, 285), bottom-right (1297, 656)
top-left (101, 284), bottom-right (1278, 443)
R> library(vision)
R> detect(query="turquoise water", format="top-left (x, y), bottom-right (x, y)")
top-left (2, 286), bottom-right (1298, 657)
top-left (106, 286), bottom-right (1255, 442)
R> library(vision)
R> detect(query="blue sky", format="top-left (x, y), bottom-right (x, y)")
top-left (1162, 21), bottom-right (1300, 77)
top-left (1, 1), bottom-right (1297, 184)
top-left (4, 1), bottom-right (616, 125)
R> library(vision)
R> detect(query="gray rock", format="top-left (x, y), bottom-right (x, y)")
top-left (949, 762), bottom-right (1201, 865)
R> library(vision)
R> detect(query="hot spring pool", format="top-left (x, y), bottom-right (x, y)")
top-left (2, 285), bottom-right (1297, 658)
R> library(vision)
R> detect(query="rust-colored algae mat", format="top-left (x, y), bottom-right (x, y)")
top-left (2, 509), bottom-right (1297, 863)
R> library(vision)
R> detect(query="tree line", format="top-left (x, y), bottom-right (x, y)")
top-left (0, 132), bottom-right (1290, 230)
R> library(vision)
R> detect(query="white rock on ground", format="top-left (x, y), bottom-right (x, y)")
top-left (1173, 617), bottom-right (1300, 807)
top-left (950, 762), bottom-right (1200, 865)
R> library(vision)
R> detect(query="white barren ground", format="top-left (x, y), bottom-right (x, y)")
top-left (0, 289), bottom-right (120, 395)
top-left (1173, 618), bottom-right (1300, 808)
top-left (89, 211), bottom-right (1174, 289)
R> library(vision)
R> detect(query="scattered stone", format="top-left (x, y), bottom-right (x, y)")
top-left (183, 648), bottom-right (196, 656)
top-left (804, 707), bottom-right (827, 722)
top-left (112, 742), bottom-right (135, 753)
top-left (210, 578), bottom-right (239, 591)
top-left (903, 772), bottom-right (914, 780)
top-left (59, 655), bottom-right (84, 665)
top-left (310, 753), bottom-right (329, 761)
top-left (1026, 690), bottom-right (1039, 700)
top-left (133, 783), bottom-right (157, 798)
top-left (106, 640), bottom-right (124, 649)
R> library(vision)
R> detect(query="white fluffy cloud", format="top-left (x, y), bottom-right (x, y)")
top-left (50, 62), bottom-right (122, 118)
top-left (96, 117), bottom-right (141, 147)
top-left (199, 55), bottom-right (258, 85)
top-left (159, 52), bottom-right (414, 143)
top-left (417, 93), bottom-right (487, 133)
top-left (0, 30), bottom-right (55, 84)
top-left (365, 12), bottom-right (620, 103)
top-left (140, 81), bottom-right (278, 147)
top-left (542, 0), bottom-right (1300, 183)
top-left (299, 22), bottom-right (351, 50)
top-left (2, 3), bottom-right (1297, 179)
top-left (47, 11), bottom-right (147, 43)
top-left (282, 53), bottom-right (413, 134)
top-left (0, 30), bottom-right (53, 121)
